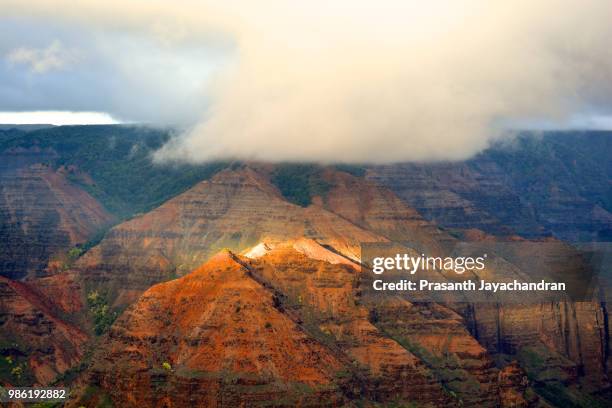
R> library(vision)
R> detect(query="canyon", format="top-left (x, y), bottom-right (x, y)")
top-left (0, 126), bottom-right (610, 407)
top-left (368, 132), bottom-right (612, 242)
top-left (0, 147), bottom-right (114, 280)
top-left (67, 166), bottom-right (611, 406)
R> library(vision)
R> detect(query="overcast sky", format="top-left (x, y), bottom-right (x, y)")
top-left (2, 1), bottom-right (612, 163)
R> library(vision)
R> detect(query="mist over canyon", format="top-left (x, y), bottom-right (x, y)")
top-left (2, 2), bottom-right (612, 406)
top-left (4, 1), bottom-right (612, 163)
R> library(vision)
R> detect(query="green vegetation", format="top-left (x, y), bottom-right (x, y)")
top-left (270, 164), bottom-right (332, 207)
top-left (86, 290), bottom-right (118, 335)
top-left (0, 125), bottom-right (228, 220)
top-left (0, 124), bottom-right (370, 215)
top-left (516, 343), bottom-right (573, 383)
top-left (511, 344), bottom-right (611, 407)
top-left (52, 245), bottom-right (86, 271)
top-left (0, 358), bottom-right (33, 385)
top-left (377, 329), bottom-right (479, 404)
top-left (530, 381), bottom-right (612, 408)
top-left (0, 340), bottom-right (35, 386)
top-left (67, 246), bottom-right (84, 261)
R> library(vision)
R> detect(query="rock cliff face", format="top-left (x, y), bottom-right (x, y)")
top-left (498, 361), bottom-right (537, 407)
top-left (2, 129), bottom-right (611, 406)
top-left (470, 301), bottom-right (609, 390)
top-left (2, 156), bottom-right (609, 406)
top-left (0, 153), bottom-right (114, 279)
top-left (82, 247), bottom-right (399, 406)
top-left (318, 169), bottom-right (454, 254)
top-left (74, 166), bottom-right (463, 307)
top-left (247, 241), bottom-right (450, 405)
top-left (75, 167), bottom-right (386, 306)
top-left (367, 133), bottom-right (612, 242)
top-left (79, 242), bottom-right (545, 407)
top-left (367, 162), bottom-right (528, 236)
top-left (81, 252), bottom-right (347, 407)
top-left (0, 273), bottom-right (87, 384)
top-left (64, 165), bottom-right (609, 406)
top-left (368, 296), bottom-right (502, 406)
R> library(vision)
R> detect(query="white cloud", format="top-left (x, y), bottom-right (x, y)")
top-left (6, 40), bottom-right (77, 73)
top-left (3, 1), bottom-right (612, 163)
top-left (0, 111), bottom-right (118, 125)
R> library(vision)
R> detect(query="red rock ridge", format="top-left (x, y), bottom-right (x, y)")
top-left (75, 168), bottom-right (386, 306)
top-left (81, 251), bottom-right (347, 407)
top-left (0, 274), bottom-right (88, 384)
top-left (0, 164), bottom-right (115, 279)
